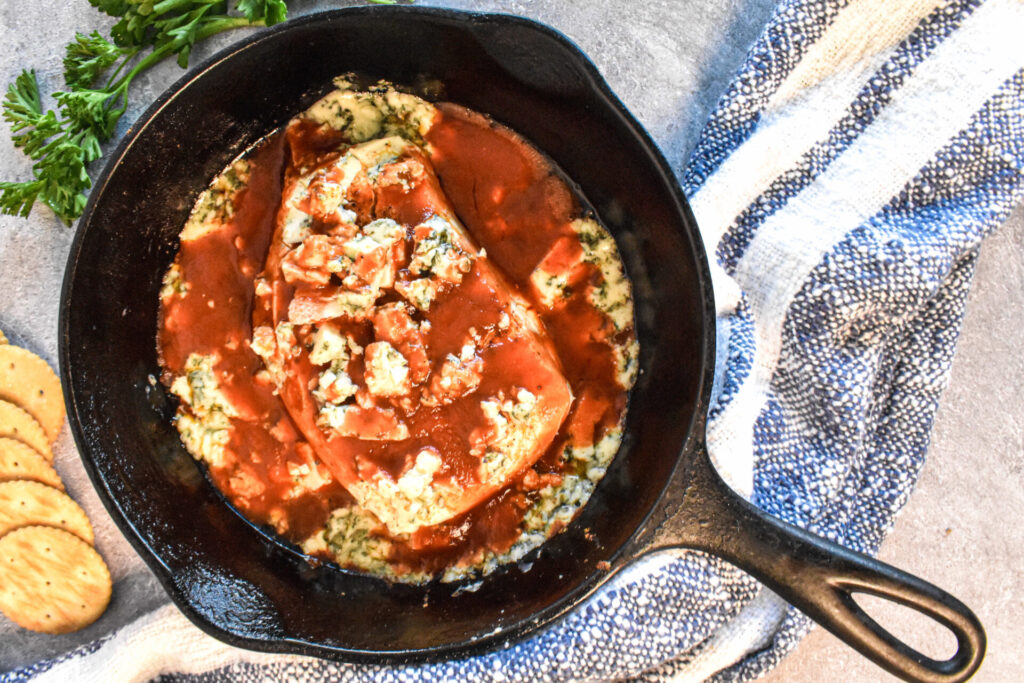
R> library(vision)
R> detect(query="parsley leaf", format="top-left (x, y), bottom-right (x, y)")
top-left (236, 0), bottom-right (288, 25)
top-left (0, 180), bottom-right (44, 218)
top-left (3, 71), bottom-right (63, 159)
top-left (87, 0), bottom-right (131, 18)
top-left (64, 31), bottom-right (131, 89)
top-left (2, 1), bottom-right (293, 224)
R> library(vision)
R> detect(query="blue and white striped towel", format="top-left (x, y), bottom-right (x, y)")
top-left (8, 0), bottom-right (1024, 680)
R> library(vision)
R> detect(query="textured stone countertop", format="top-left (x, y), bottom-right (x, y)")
top-left (0, 1), bottom-right (1021, 681)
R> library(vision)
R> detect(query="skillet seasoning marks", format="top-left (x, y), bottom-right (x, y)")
top-left (157, 78), bottom-right (639, 582)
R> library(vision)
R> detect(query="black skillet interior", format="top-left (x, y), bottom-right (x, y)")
top-left (61, 7), bottom-right (713, 660)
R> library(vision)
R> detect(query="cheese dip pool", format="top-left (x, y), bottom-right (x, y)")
top-left (157, 79), bottom-right (639, 582)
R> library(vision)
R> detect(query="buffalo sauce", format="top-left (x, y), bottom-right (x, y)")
top-left (427, 105), bottom-right (627, 475)
top-left (158, 135), bottom-right (353, 541)
top-left (158, 103), bottom-right (632, 576)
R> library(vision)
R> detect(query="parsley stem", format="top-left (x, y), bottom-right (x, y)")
top-left (103, 48), bottom-right (143, 90)
top-left (107, 16), bottom-right (262, 96)
top-left (152, 0), bottom-right (207, 15)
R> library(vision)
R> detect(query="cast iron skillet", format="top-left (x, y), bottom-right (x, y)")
top-left (60, 7), bottom-right (984, 682)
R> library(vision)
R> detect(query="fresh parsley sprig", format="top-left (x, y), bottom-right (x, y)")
top-left (0, 0), bottom-right (289, 225)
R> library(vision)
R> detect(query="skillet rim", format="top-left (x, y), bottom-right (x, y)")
top-left (59, 4), bottom-right (718, 661)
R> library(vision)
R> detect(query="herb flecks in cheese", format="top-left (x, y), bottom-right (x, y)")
top-left (363, 217), bottom-right (405, 245)
top-left (565, 430), bottom-right (623, 482)
top-left (476, 389), bottom-right (541, 484)
top-left (171, 353), bottom-right (237, 419)
top-left (309, 323), bottom-right (359, 411)
top-left (440, 430), bottom-right (625, 585)
top-left (281, 207), bottom-right (313, 246)
top-left (304, 78), bottom-right (438, 146)
top-left (529, 235), bottom-right (586, 308)
top-left (348, 136), bottom-right (409, 177)
top-left (175, 412), bottom-right (232, 469)
top-left (613, 338), bottom-right (640, 390)
top-left (572, 218), bottom-right (634, 333)
top-left (309, 154), bottom-right (362, 223)
top-left (169, 353), bottom-right (238, 469)
top-left (285, 460), bottom-right (333, 498)
top-left (303, 507), bottom-right (393, 575)
top-left (348, 447), bottom-right (454, 535)
top-left (274, 322), bottom-right (299, 357)
top-left (394, 277), bottom-right (438, 312)
top-left (160, 262), bottom-right (187, 300)
top-left (409, 215), bottom-right (473, 282)
top-left (422, 352), bottom-right (483, 408)
top-left (279, 152), bottom-right (365, 247)
top-left (180, 158), bottom-right (251, 240)
top-left (394, 214), bottom-right (474, 312)
top-left (532, 270), bottom-right (572, 308)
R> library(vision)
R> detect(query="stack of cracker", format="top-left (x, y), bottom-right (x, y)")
top-left (0, 327), bottom-right (112, 635)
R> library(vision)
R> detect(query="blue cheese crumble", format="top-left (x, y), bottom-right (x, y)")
top-left (363, 341), bottom-right (411, 397)
top-left (169, 353), bottom-right (237, 469)
top-left (409, 215), bottom-right (473, 282)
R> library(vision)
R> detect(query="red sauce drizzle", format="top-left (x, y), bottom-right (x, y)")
top-left (427, 104), bottom-right (626, 462)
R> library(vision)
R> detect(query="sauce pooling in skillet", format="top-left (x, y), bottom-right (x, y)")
top-left (158, 79), bottom-right (638, 581)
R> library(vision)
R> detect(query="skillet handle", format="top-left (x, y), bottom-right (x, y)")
top-left (661, 451), bottom-right (985, 683)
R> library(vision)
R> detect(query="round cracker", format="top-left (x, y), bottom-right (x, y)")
top-left (0, 438), bottom-right (63, 490)
top-left (0, 526), bottom-right (111, 634)
top-left (0, 481), bottom-right (93, 544)
top-left (0, 328), bottom-right (6, 344)
top-left (0, 399), bottom-right (52, 462)
top-left (0, 346), bottom-right (65, 444)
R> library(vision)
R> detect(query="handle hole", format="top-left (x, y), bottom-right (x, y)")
top-left (852, 592), bottom-right (959, 661)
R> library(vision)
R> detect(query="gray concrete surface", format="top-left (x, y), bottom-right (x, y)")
top-left (0, 1), bottom-right (1021, 680)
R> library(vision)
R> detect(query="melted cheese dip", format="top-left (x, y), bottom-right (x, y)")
top-left (158, 78), bottom-right (638, 582)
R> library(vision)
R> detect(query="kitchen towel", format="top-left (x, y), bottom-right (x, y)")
top-left (5, 0), bottom-right (1024, 680)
